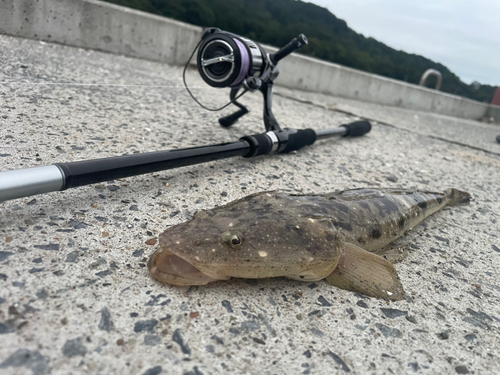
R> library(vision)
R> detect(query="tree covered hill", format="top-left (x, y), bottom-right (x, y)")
top-left (103, 0), bottom-right (496, 103)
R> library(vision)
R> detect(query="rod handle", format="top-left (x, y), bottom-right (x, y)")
top-left (270, 34), bottom-right (308, 65)
top-left (282, 128), bottom-right (316, 153)
top-left (341, 120), bottom-right (371, 137)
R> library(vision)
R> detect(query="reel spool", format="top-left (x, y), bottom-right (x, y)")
top-left (197, 29), bottom-right (266, 88)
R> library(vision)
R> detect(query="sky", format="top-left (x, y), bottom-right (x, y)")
top-left (308, 0), bottom-right (500, 86)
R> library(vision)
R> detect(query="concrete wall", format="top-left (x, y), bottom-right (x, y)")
top-left (274, 53), bottom-right (498, 120)
top-left (0, 0), bottom-right (203, 65)
top-left (1, 0), bottom-right (498, 121)
top-left (486, 105), bottom-right (500, 121)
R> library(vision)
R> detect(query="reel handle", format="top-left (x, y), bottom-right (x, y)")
top-left (270, 34), bottom-right (308, 65)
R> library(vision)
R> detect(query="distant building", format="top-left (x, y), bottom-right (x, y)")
top-left (492, 87), bottom-right (500, 106)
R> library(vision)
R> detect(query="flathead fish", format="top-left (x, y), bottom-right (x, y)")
top-left (148, 188), bottom-right (470, 300)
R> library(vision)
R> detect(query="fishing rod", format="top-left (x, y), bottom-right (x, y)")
top-left (0, 28), bottom-right (371, 203)
top-left (0, 121), bottom-right (370, 202)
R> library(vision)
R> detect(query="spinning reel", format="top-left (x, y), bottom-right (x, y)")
top-left (187, 28), bottom-right (308, 131)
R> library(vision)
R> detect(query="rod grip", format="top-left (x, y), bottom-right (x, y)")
top-left (270, 34), bottom-right (308, 65)
top-left (282, 128), bottom-right (316, 153)
top-left (341, 120), bottom-right (371, 137)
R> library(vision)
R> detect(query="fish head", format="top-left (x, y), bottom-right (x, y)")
top-left (148, 192), bottom-right (342, 285)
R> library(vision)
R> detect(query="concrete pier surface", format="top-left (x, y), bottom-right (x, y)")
top-left (1, 35), bottom-right (500, 374)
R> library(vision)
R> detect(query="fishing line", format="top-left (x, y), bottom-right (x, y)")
top-left (0, 81), bottom-right (210, 89)
top-left (182, 36), bottom-right (249, 112)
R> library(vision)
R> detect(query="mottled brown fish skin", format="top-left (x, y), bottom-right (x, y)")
top-left (283, 188), bottom-right (470, 252)
top-left (152, 191), bottom-right (344, 282)
top-left (149, 188), bottom-right (470, 295)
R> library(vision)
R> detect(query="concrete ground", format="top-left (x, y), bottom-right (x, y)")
top-left (1, 34), bottom-right (499, 375)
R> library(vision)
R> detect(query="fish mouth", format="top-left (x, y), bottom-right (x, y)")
top-left (148, 248), bottom-right (221, 286)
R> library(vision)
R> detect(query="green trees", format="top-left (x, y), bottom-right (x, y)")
top-left (103, 0), bottom-right (496, 103)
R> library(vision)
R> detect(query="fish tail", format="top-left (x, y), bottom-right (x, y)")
top-left (445, 188), bottom-right (471, 206)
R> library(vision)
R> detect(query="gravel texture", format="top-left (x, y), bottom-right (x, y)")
top-left (1, 34), bottom-right (500, 375)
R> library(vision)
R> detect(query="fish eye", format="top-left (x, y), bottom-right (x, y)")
top-left (221, 231), bottom-right (244, 249)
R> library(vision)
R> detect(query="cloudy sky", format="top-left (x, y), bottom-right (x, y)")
top-left (309, 0), bottom-right (500, 86)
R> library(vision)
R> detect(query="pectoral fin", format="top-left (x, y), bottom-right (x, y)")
top-left (325, 242), bottom-right (405, 301)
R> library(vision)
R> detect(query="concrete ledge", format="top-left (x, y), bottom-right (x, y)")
top-left (274, 53), bottom-right (498, 120)
top-left (486, 104), bottom-right (500, 121)
top-left (1, 0), bottom-right (498, 121)
top-left (0, 0), bottom-right (203, 65)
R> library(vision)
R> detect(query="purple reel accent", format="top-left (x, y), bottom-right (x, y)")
top-left (232, 38), bottom-right (250, 87)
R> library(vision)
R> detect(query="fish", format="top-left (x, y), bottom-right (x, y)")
top-left (148, 188), bottom-right (470, 300)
